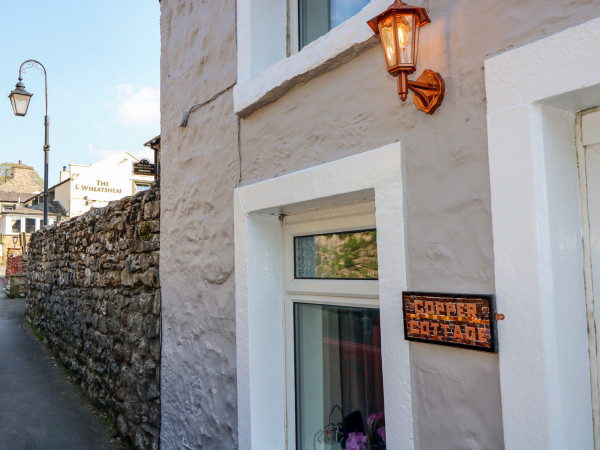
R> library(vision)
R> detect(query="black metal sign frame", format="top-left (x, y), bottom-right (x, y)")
top-left (133, 159), bottom-right (156, 176)
top-left (402, 291), bottom-right (498, 353)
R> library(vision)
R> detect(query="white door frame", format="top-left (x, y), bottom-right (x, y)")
top-left (485, 17), bottom-right (600, 449)
top-left (234, 143), bottom-right (411, 449)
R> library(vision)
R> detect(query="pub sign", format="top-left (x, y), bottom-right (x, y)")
top-left (402, 292), bottom-right (498, 353)
top-left (133, 159), bottom-right (156, 176)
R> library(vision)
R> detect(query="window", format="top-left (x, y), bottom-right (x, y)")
top-left (25, 218), bottom-right (36, 233)
top-left (11, 219), bottom-right (21, 233)
top-left (135, 182), bottom-right (151, 193)
top-left (299, 0), bottom-right (369, 49)
top-left (294, 304), bottom-right (385, 449)
top-left (284, 203), bottom-right (385, 449)
top-left (2, 205), bottom-right (15, 212)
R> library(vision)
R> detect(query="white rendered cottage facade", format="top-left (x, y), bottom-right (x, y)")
top-left (159, 1), bottom-right (600, 448)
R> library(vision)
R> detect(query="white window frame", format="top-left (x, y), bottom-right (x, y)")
top-left (11, 217), bottom-right (23, 234)
top-left (234, 143), bottom-right (413, 449)
top-left (234, 0), bottom-right (390, 116)
top-left (283, 202), bottom-right (379, 449)
top-left (485, 17), bottom-right (600, 449)
top-left (25, 217), bottom-right (36, 234)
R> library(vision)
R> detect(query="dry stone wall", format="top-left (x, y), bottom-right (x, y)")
top-left (26, 181), bottom-right (160, 450)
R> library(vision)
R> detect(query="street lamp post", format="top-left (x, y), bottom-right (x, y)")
top-left (8, 60), bottom-right (49, 226)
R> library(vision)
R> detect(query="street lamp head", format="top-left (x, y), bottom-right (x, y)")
top-left (8, 77), bottom-right (33, 117)
top-left (12, 235), bottom-right (18, 246)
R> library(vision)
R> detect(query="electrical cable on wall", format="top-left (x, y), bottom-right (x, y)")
top-left (179, 81), bottom-right (245, 192)
top-left (179, 82), bottom-right (236, 127)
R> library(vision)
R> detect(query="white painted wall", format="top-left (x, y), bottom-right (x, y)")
top-left (485, 17), bottom-right (600, 449)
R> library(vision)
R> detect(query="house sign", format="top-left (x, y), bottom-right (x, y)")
top-left (133, 159), bottom-right (156, 175)
top-left (402, 292), bottom-right (499, 352)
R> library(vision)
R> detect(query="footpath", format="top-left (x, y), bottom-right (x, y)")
top-left (0, 270), bottom-right (119, 449)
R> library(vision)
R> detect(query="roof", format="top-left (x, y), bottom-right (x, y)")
top-left (24, 177), bottom-right (71, 203)
top-left (144, 135), bottom-right (161, 149)
top-left (0, 200), bottom-right (67, 216)
top-left (2, 201), bottom-right (65, 217)
top-left (0, 191), bottom-right (34, 203)
top-left (27, 201), bottom-right (67, 216)
top-left (0, 162), bottom-right (43, 195)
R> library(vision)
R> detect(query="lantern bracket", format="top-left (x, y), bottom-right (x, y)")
top-left (405, 70), bottom-right (445, 115)
top-left (17, 60), bottom-right (48, 115)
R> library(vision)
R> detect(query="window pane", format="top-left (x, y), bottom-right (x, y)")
top-left (330, 0), bottom-right (369, 28)
top-left (135, 183), bottom-right (151, 192)
top-left (11, 219), bottom-right (21, 233)
top-left (295, 303), bottom-right (385, 449)
top-left (295, 230), bottom-right (377, 279)
top-left (299, 0), bottom-right (369, 49)
top-left (25, 218), bottom-right (36, 233)
top-left (300, 0), bottom-right (329, 49)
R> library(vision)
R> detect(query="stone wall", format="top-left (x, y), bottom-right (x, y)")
top-left (7, 274), bottom-right (27, 298)
top-left (26, 181), bottom-right (160, 450)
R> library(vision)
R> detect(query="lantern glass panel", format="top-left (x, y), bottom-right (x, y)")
top-left (395, 13), bottom-right (415, 65)
top-left (10, 92), bottom-right (31, 117)
top-left (378, 15), bottom-right (397, 68)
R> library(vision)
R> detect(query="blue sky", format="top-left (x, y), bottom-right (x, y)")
top-left (0, 0), bottom-right (160, 187)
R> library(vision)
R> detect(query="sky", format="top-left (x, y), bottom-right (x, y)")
top-left (0, 0), bottom-right (160, 187)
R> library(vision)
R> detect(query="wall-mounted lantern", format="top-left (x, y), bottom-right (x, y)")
top-left (12, 235), bottom-right (19, 248)
top-left (367, 0), bottom-right (445, 114)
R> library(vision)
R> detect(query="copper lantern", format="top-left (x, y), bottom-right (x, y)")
top-left (368, 1), bottom-right (445, 114)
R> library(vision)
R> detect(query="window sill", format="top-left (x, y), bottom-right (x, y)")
top-left (234, 0), bottom-right (387, 118)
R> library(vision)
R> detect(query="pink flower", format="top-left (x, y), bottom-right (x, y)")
top-left (377, 426), bottom-right (386, 443)
top-left (346, 432), bottom-right (367, 450)
top-left (367, 412), bottom-right (384, 427)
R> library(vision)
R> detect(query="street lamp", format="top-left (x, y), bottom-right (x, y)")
top-left (12, 235), bottom-right (18, 248)
top-left (8, 60), bottom-right (50, 225)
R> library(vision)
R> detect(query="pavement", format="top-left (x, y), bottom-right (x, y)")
top-left (0, 273), bottom-right (120, 450)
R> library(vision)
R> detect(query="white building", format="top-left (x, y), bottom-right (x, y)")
top-left (26, 151), bottom-right (155, 218)
top-left (159, 0), bottom-right (600, 449)
top-left (0, 205), bottom-right (59, 263)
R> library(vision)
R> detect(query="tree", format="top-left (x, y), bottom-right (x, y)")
top-left (0, 162), bottom-right (44, 186)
